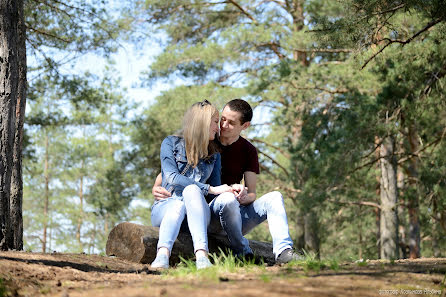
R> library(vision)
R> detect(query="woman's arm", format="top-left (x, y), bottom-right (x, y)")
top-left (205, 153), bottom-right (233, 196)
top-left (160, 137), bottom-right (210, 195)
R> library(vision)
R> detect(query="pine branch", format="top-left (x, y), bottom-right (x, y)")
top-left (379, 18), bottom-right (442, 46)
top-left (372, 3), bottom-right (406, 16)
top-left (362, 18), bottom-right (443, 69)
top-left (255, 42), bottom-right (285, 60)
top-left (256, 147), bottom-right (290, 178)
top-left (249, 137), bottom-right (290, 158)
top-left (259, 164), bottom-right (301, 196)
top-left (420, 63), bottom-right (446, 99)
top-left (26, 26), bottom-right (71, 43)
top-left (226, 0), bottom-right (258, 23)
top-left (294, 48), bottom-right (353, 53)
top-left (398, 127), bottom-right (446, 164)
top-left (327, 199), bottom-right (381, 209)
top-left (292, 85), bottom-right (348, 94)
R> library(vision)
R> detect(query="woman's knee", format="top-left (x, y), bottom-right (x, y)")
top-left (183, 184), bottom-right (201, 198)
top-left (169, 200), bottom-right (186, 218)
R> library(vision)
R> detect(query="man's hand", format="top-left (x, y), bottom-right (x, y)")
top-left (232, 184), bottom-right (253, 205)
top-left (153, 186), bottom-right (171, 201)
top-left (231, 184), bottom-right (248, 199)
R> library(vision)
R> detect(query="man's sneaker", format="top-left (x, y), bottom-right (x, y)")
top-left (196, 256), bottom-right (213, 270)
top-left (151, 253), bottom-right (169, 269)
top-left (276, 248), bottom-right (303, 264)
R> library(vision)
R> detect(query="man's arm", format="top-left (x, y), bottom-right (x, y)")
top-left (152, 173), bottom-right (171, 200)
top-left (238, 171), bottom-right (257, 205)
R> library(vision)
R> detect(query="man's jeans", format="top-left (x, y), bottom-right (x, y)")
top-left (151, 184), bottom-right (211, 253)
top-left (209, 191), bottom-right (293, 258)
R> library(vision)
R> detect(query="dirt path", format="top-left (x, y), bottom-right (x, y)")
top-left (0, 251), bottom-right (445, 297)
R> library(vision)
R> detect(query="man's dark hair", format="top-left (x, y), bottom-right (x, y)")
top-left (225, 99), bottom-right (253, 124)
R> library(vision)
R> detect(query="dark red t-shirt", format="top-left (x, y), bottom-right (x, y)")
top-left (218, 136), bottom-right (260, 185)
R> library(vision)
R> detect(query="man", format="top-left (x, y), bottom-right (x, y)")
top-left (153, 99), bottom-right (301, 264)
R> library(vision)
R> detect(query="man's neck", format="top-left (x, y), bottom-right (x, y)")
top-left (219, 135), bottom-right (240, 146)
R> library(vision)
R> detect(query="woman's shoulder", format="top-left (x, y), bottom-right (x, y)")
top-left (162, 135), bottom-right (184, 144)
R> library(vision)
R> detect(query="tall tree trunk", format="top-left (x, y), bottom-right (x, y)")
top-left (76, 164), bottom-right (84, 251)
top-left (397, 164), bottom-right (408, 258)
top-left (304, 210), bottom-right (320, 258)
top-left (0, 0), bottom-right (19, 251)
top-left (294, 207), bottom-right (305, 252)
top-left (432, 212), bottom-right (442, 258)
top-left (374, 136), bottom-right (381, 257)
top-left (374, 207), bottom-right (381, 258)
top-left (406, 125), bottom-right (420, 258)
top-left (379, 135), bottom-right (399, 260)
top-left (43, 134), bottom-right (49, 253)
top-left (358, 206), bottom-right (363, 259)
top-left (9, 0), bottom-right (26, 251)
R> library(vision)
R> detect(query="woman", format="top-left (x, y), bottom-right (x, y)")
top-left (151, 100), bottom-right (233, 269)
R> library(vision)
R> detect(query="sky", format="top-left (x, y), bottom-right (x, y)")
top-left (71, 41), bottom-right (168, 113)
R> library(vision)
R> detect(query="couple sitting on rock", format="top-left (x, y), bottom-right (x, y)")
top-left (150, 98), bottom-right (301, 269)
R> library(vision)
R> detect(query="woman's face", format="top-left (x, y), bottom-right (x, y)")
top-left (209, 114), bottom-right (219, 140)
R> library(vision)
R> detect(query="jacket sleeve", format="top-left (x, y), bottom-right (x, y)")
top-left (160, 137), bottom-right (210, 195)
top-left (204, 153), bottom-right (221, 201)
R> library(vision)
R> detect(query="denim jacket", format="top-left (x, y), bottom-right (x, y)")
top-left (159, 135), bottom-right (221, 199)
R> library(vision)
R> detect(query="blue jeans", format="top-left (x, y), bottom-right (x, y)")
top-left (151, 184), bottom-right (211, 253)
top-left (209, 191), bottom-right (293, 258)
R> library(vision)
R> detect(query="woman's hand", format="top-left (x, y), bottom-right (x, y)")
top-left (209, 184), bottom-right (233, 195)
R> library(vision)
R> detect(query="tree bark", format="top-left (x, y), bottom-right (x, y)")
top-left (9, 0), bottom-right (26, 251)
top-left (0, 0), bottom-right (20, 251)
top-left (294, 208), bottom-right (305, 252)
top-left (374, 136), bottom-right (381, 258)
top-left (406, 124), bottom-right (420, 259)
top-left (43, 134), bottom-right (49, 253)
top-left (304, 210), bottom-right (320, 258)
top-left (106, 222), bottom-right (276, 265)
top-left (379, 136), bottom-right (399, 260)
top-left (76, 166), bottom-right (84, 251)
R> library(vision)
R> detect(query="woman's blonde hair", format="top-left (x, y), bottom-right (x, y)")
top-left (181, 100), bottom-right (219, 167)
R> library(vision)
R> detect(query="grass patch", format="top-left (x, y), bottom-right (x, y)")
top-left (0, 279), bottom-right (6, 297)
top-left (163, 249), bottom-right (265, 282)
top-left (285, 251), bottom-right (340, 274)
top-left (355, 259), bottom-right (368, 267)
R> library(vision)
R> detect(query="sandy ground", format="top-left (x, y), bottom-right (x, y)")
top-left (0, 251), bottom-right (445, 297)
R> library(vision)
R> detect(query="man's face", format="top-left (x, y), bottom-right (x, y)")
top-left (220, 106), bottom-right (250, 139)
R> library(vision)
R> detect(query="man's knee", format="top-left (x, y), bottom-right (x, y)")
top-left (217, 192), bottom-right (239, 206)
top-left (263, 191), bottom-right (285, 210)
top-left (269, 191), bottom-right (283, 202)
top-left (213, 192), bottom-right (240, 213)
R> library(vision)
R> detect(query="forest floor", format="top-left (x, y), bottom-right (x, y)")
top-left (0, 251), bottom-right (445, 297)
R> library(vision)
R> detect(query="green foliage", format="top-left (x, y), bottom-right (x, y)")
top-left (285, 250), bottom-right (340, 274)
top-left (23, 64), bottom-right (136, 253)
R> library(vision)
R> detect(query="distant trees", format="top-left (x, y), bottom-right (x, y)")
top-left (315, 0), bottom-right (446, 259)
top-left (2, 0), bottom-right (132, 251)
